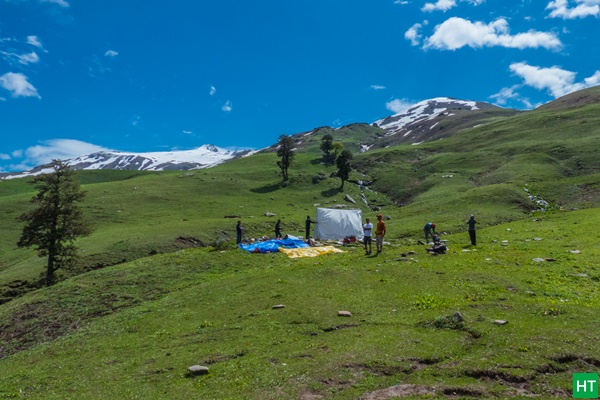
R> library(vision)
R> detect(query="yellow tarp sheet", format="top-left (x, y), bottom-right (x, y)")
top-left (278, 246), bottom-right (346, 258)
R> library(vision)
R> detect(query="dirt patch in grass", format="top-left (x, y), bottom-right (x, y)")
top-left (442, 386), bottom-right (486, 397)
top-left (464, 368), bottom-right (530, 384)
top-left (360, 384), bottom-right (437, 399)
top-left (321, 323), bottom-right (360, 332)
top-left (175, 236), bottom-right (205, 248)
top-left (549, 354), bottom-right (600, 369)
top-left (199, 352), bottom-right (246, 365)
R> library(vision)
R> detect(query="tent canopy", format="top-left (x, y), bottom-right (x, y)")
top-left (314, 208), bottom-right (364, 241)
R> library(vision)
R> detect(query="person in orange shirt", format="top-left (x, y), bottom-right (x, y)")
top-left (375, 214), bottom-right (386, 253)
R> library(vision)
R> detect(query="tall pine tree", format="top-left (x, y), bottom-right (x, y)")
top-left (336, 150), bottom-right (353, 189)
top-left (17, 160), bottom-right (91, 286)
top-left (276, 134), bottom-right (295, 183)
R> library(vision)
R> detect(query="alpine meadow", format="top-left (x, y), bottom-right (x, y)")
top-left (1, 86), bottom-right (600, 399)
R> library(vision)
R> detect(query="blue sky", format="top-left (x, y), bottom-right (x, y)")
top-left (1, 0), bottom-right (599, 172)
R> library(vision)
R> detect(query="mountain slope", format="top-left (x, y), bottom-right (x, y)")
top-left (0, 145), bottom-right (255, 180)
top-left (265, 98), bottom-right (519, 156)
top-left (369, 97), bottom-right (520, 149)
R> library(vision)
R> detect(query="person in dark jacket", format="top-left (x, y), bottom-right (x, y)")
top-left (423, 222), bottom-right (436, 244)
top-left (275, 219), bottom-right (282, 239)
top-left (236, 220), bottom-right (243, 244)
top-left (467, 214), bottom-right (477, 246)
top-left (305, 216), bottom-right (314, 240)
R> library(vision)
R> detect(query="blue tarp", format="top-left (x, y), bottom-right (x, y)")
top-left (239, 238), bottom-right (309, 253)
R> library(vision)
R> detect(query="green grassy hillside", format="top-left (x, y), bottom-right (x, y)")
top-left (1, 87), bottom-right (600, 398)
top-left (1, 209), bottom-right (599, 398)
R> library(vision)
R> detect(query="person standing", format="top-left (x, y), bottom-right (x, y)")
top-left (375, 214), bottom-right (386, 253)
top-left (275, 219), bottom-right (282, 239)
top-left (236, 220), bottom-right (243, 245)
top-left (305, 216), bottom-right (314, 240)
top-left (467, 214), bottom-right (477, 246)
top-left (363, 217), bottom-right (373, 255)
top-left (423, 222), bottom-right (436, 244)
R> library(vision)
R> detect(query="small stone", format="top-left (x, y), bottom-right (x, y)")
top-left (525, 291), bottom-right (536, 296)
top-left (493, 320), bottom-right (508, 325)
top-left (533, 237), bottom-right (543, 241)
top-left (272, 304), bottom-right (286, 309)
top-left (188, 365), bottom-right (209, 375)
top-left (570, 250), bottom-right (581, 254)
top-left (462, 249), bottom-right (470, 252)
top-left (338, 311), bottom-right (352, 317)
top-left (485, 258), bottom-right (492, 261)
top-left (545, 258), bottom-right (556, 262)
top-left (344, 194), bottom-right (356, 204)
top-left (453, 312), bottom-right (464, 322)
top-left (532, 258), bottom-right (545, 262)
top-left (572, 273), bottom-right (589, 278)
top-left (264, 212), bottom-right (277, 217)
top-left (502, 240), bottom-right (509, 243)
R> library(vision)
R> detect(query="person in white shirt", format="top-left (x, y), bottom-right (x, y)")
top-left (363, 218), bottom-right (373, 255)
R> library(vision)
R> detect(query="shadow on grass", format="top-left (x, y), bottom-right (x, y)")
top-left (250, 182), bottom-right (283, 194)
top-left (321, 187), bottom-right (342, 197)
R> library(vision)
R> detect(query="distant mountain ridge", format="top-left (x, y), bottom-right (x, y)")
top-left (0, 145), bottom-right (255, 180)
top-left (10, 88), bottom-right (600, 179)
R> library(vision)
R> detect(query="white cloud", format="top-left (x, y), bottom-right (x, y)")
top-left (0, 153), bottom-right (10, 161)
top-left (26, 35), bottom-right (44, 49)
top-left (510, 61), bottom-right (600, 98)
top-left (490, 85), bottom-right (522, 105)
top-left (405, 22), bottom-right (429, 46)
top-left (16, 139), bottom-right (111, 169)
top-left (209, 85), bottom-right (216, 96)
top-left (394, 0), bottom-right (409, 4)
top-left (386, 98), bottom-right (413, 114)
top-left (40, 0), bottom-right (70, 7)
top-left (489, 84), bottom-right (534, 108)
top-left (546, 0), bottom-right (600, 19)
top-left (0, 72), bottom-right (41, 98)
top-left (104, 50), bottom-right (119, 57)
top-left (182, 130), bottom-right (193, 134)
top-left (370, 84), bottom-right (386, 90)
top-left (1, 50), bottom-right (40, 65)
top-left (424, 17), bottom-right (562, 51)
top-left (422, 0), bottom-right (457, 12)
top-left (222, 100), bottom-right (232, 112)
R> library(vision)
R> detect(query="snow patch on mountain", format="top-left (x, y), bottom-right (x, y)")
top-left (1, 144), bottom-right (256, 180)
top-left (373, 97), bottom-right (479, 136)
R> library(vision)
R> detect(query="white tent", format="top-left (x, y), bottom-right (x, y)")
top-left (314, 208), bottom-right (364, 241)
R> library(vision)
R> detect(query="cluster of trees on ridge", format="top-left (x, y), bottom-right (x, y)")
top-left (276, 133), bottom-right (353, 188)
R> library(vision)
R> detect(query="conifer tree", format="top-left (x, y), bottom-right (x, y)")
top-left (17, 160), bottom-right (91, 286)
top-left (336, 150), bottom-right (353, 189)
top-left (276, 134), bottom-right (295, 182)
top-left (320, 133), bottom-right (334, 163)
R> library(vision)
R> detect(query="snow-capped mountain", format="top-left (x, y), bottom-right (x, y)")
top-left (374, 97), bottom-right (481, 135)
top-left (366, 97), bottom-right (512, 150)
top-left (1, 145), bottom-right (256, 180)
